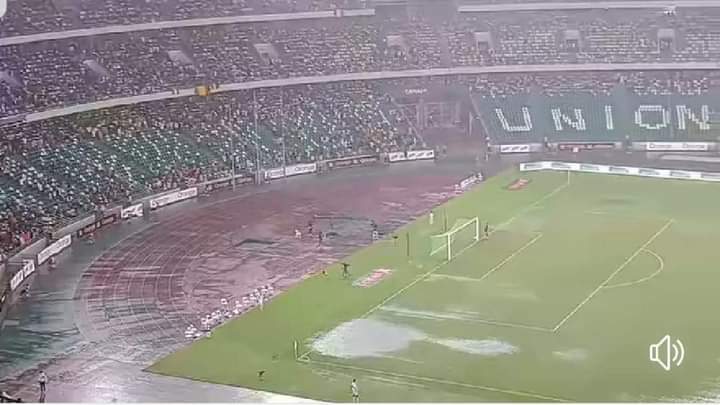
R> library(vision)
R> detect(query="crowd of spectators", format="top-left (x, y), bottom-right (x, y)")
top-left (1, 3), bottom-right (719, 262)
top-left (2, 69), bottom-right (715, 257)
top-left (449, 9), bottom-right (720, 66)
top-left (0, 81), bottom-right (416, 257)
top-left (4, 8), bottom-right (720, 115)
top-left (468, 71), bottom-right (715, 97)
top-left (0, 0), bottom-right (367, 37)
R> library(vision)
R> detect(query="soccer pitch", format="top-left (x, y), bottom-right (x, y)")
top-left (150, 167), bottom-right (720, 402)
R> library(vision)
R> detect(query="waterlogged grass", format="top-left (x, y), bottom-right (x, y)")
top-left (151, 169), bottom-right (720, 402)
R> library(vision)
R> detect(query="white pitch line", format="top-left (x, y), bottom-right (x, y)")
top-left (362, 176), bottom-right (569, 321)
top-left (379, 307), bottom-right (554, 332)
top-left (494, 173), bottom-right (571, 231)
top-left (426, 273), bottom-right (485, 282)
top-left (366, 375), bottom-right (426, 389)
top-left (431, 233), bottom-right (542, 282)
top-left (477, 233), bottom-right (543, 281)
top-left (358, 237), bottom-right (482, 320)
top-left (301, 358), bottom-right (569, 402)
top-left (122, 266), bottom-right (162, 271)
top-left (603, 248), bottom-right (665, 289)
top-left (455, 317), bottom-right (553, 332)
top-left (552, 219), bottom-right (674, 332)
top-left (380, 355), bottom-right (424, 365)
top-left (298, 173), bottom-right (571, 360)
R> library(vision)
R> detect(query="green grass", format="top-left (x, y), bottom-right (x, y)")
top-left (150, 168), bottom-right (720, 402)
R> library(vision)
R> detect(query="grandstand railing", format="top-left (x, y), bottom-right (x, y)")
top-left (458, 0), bottom-right (720, 13)
top-left (0, 150), bottom-right (403, 320)
top-left (18, 62), bottom-right (720, 123)
top-left (0, 9), bottom-right (375, 46)
top-left (3, 0), bottom-right (719, 46)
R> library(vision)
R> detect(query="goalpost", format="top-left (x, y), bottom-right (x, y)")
top-left (430, 217), bottom-right (480, 261)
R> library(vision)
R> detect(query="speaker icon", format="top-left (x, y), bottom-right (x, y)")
top-left (649, 335), bottom-right (685, 371)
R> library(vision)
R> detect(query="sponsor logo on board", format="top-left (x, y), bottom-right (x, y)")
top-left (353, 269), bottom-right (394, 288)
top-left (507, 178), bottom-right (531, 191)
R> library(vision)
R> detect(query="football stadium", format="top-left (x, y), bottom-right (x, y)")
top-left (2, 0), bottom-right (720, 403)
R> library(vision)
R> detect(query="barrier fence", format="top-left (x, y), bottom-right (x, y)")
top-left (556, 141), bottom-right (618, 151)
top-left (264, 162), bottom-right (317, 180)
top-left (634, 141), bottom-right (715, 152)
top-left (37, 235), bottom-right (72, 265)
top-left (497, 141), bottom-right (719, 154)
top-left (388, 149), bottom-right (435, 162)
top-left (0, 151), bottom-right (433, 325)
top-left (149, 187), bottom-right (199, 210)
top-left (76, 213), bottom-right (119, 238)
top-left (0, 286), bottom-right (7, 314)
top-left (455, 172), bottom-right (484, 193)
top-left (121, 203), bottom-right (144, 219)
top-left (325, 154), bottom-right (380, 170)
top-left (9, 260), bottom-right (36, 292)
top-left (0, 264), bottom-right (8, 313)
top-left (520, 160), bottom-right (720, 182)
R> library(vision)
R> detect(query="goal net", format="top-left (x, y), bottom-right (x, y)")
top-left (430, 217), bottom-right (480, 261)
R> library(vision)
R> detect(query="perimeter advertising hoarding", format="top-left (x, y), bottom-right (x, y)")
top-left (646, 142), bottom-right (711, 152)
top-left (264, 163), bottom-right (317, 180)
top-left (519, 161), bottom-right (720, 183)
top-left (388, 150), bottom-right (435, 162)
top-left (0, 289), bottom-right (7, 313)
top-left (499, 144), bottom-right (532, 154)
top-left (77, 213), bottom-right (119, 238)
top-left (149, 188), bottom-right (198, 209)
top-left (202, 174), bottom-right (254, 191)
top-left (557, 142), bottom-right (616, 151)
top-left (326, 155), bottom-right (380, 170)
top-left (37, 235), bottom-right (72, 265)
top-left (121, 203), bottom-right (144, 219)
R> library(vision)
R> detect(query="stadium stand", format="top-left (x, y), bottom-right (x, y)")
top-left (0, 81), bottom-right (417, 257)
top-left (471, 71), bottom-right (718, 143)
top-left (4, 9), bottom-right (720, 113)
top-left (0, 0), bottom-right (367, 36)
top-left (1, 2), bottom-right (720, 267)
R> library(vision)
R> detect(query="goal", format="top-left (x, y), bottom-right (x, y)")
top-left (430, 217), bottom-right (480, 261)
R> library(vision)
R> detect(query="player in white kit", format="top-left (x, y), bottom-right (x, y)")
top-left (351, 378), bottom-right (359, 403)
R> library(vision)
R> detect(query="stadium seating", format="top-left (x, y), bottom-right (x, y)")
top-left (2, 4), bottom-right (720, 260)
top-left (2, 68), bottom-right (716, 258)
top-left (0, 81), bottom-right (419, 256)
top-left (4, 9), bottom-right (720, 113)
top-left (0, 0), bottom-right (366, 36)
top-left (471, 71), bottom-right (717, 143)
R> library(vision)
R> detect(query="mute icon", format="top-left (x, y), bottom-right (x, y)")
top-left (649, 335), bottom-right (685, 371)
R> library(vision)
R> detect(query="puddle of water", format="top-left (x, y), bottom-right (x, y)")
top-left (433, 338), bottom-right (518, 356)
top-left (312, 316), bottom-right (518, 359)
top-left (311, 318), bottom-right (426, 359)
top-left (552, 348), bottom-right (588, 362)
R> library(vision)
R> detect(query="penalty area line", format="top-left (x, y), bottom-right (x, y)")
top-left (430, 232), bottom-right (542, 282)
top-left (378, 306), bottom-right (554, 333)
top-left (297, 174), bottom-right (572, 361)
top-left (552, 219), bottom-right (674, 332)
top-left (359, 237), bottom-right (482, 320)
top-left (494, 172), bottom-right (571, 231)
top-left (477, 232), bottom-right (543, 281)
top-left (301, 357), bottom-right (570, 402)
top-left (361, 174), bottom-right (570, 318)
